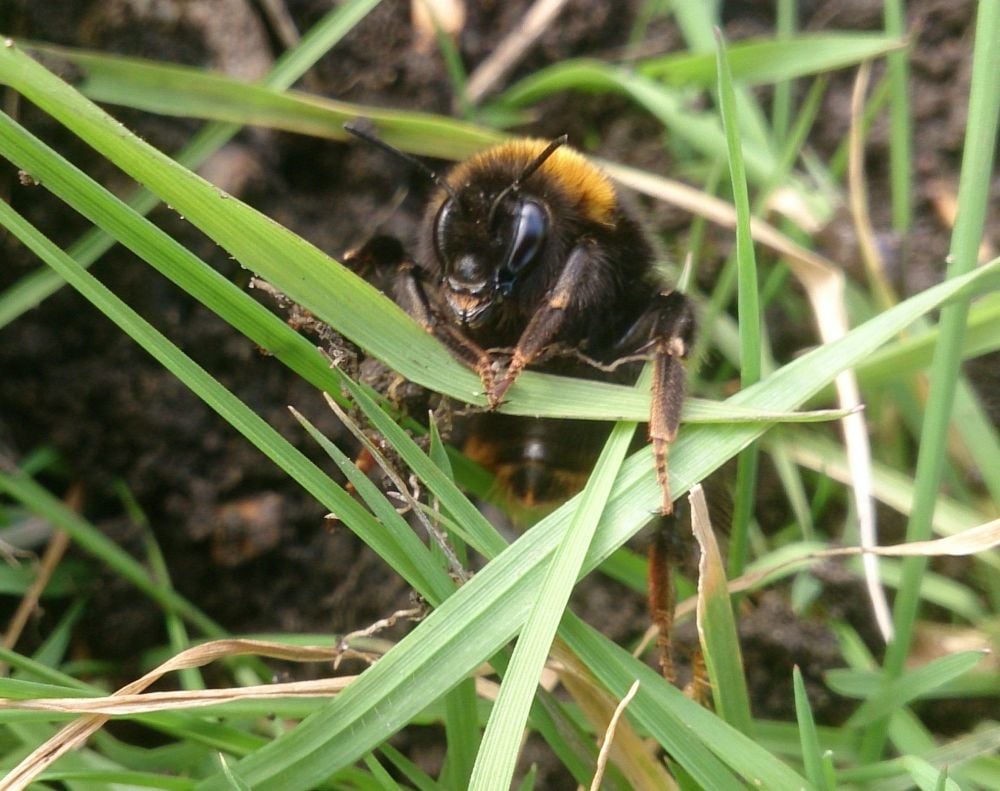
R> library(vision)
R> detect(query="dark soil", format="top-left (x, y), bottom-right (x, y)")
top-left (0, 0), bottom-right (995, 786)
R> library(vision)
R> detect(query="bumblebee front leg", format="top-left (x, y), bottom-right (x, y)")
top-left (395, 262), bottom-right (498, 394)
top-left (487, 241), bottom-right (595, 407)
top-left (345, 237), bottom-right (497, 393)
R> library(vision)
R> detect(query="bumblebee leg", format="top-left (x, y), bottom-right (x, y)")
top-left (614, 291), bottom-right (694, 680)
top-left (395, 262), bottom-right (497, 393)
top-left (487, 242), bottom-right (594, 407)
top-left (611, 290), bottom-right (696, 515)
top-left (648, 524), bottom-right (676, 682)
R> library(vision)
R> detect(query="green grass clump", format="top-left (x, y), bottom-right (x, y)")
top-left (0, 1), bottom-right (998, 789)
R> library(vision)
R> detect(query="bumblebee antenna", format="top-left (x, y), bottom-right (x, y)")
top-left (517, 134), bottom-right (568, 185)
top-left (489, 134), bottom-right (568, 225)
top-left (344, 122), bottom-right (459, 203)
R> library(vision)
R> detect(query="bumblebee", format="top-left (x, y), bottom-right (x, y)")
top-left (344, 126), bottom-right (696, 519)
top-left (341, 126), bottom-right (699, 678)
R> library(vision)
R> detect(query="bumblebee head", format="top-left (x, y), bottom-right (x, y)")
top-left (429, 136), bottom-right (619, 328)
top-left (344, 124), bottom-right (617, 329)
top-left (430, 144), bottom-right (558, 327)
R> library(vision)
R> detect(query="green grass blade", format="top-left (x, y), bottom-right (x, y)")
top-left (289, 409), bottom-right (455, 605)
top-left (716, 29), bottom-right (762, 581)
top-left (867, 0), bottom-right (1000, 759)
top-left (469, 419), bottom-right (635, 790)
top-left (0, 0), bottom-right (381, 330)
top-left (339, 379), bottom-right (506, 559)
top-left (185, 261), bottom-right (1000, 789)
top-left (0, 198), bottom-right (450, 606)
top-left (263, 0), bottom-right (383, 91)
top-left (639, 33), bottom-right (905, 86)
top-left (37, 770), bottom-right (193, 789)
top-left (440, 676), bottom-right (479, 789)
top-left (379, 744), bottom-right (443, 791)
top-left (900, 757), bottom-right (959, 791)
top-left (690, 485), bottom-right (753, 733)
top-left (845, 650), bottom-right (988, 728)
top-left (771, 0), bottom-right (797, 143)
top-left (883, 0), bottom-right (913, 233)
top-left (0, 111), bottom-right (351, 401)
top-left (29, 41), bottom-right (501, 159)
top-left (849, 289), bottom-right (1000, 390)
top-left (793, 666), bottom-right (833, 791)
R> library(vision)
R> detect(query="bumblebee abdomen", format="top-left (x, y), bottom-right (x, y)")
top-left (461, 414), bottom-right (610, 512)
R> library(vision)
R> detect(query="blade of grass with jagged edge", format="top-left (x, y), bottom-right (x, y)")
top-left (188, 263), bottom-right (999, 790)
top-left (0, 200), bottom-right (453, 610)
top-left (0, 0), bottom-right (382, 331)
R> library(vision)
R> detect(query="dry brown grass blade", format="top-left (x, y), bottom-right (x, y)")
top-left (1, 485), bottom-right (79, 675)
top-left (589, 679), bottom-right (641, 791)
top-left (730, 518), bottom-right (1000, 595)
top-left (634, 518), bottom-right (1000, 656)
top-left (602, 154), bottom-right (892, 642)
top-left (0, 638), bottom-right (351, 791)
top-left (411, 0), bottom-right (466, 53)
top-left (555, 639), bottom-right (677, 791)
top-left (0, 677), bottom-right (356, 715)
top-left (465, 0), bottom-right (572, 102)
top-left (843, 61), bottom-right (895, 642)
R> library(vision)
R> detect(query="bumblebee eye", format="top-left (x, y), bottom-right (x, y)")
top-left (504, 200), bottom-right (547, 275)
top-left (433, 199), bottom-right (456, 262)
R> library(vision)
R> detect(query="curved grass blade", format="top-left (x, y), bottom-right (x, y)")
top-left (187, 262), bottom-right (999, 789)
top-left (26, 41), bottom-right (502, 160)
top-left (639, 33), bottom-right (905, 86)
top-left (0, 0), bottom-right (383, 330)
top-left (0, 199), bottom-right (451, 608)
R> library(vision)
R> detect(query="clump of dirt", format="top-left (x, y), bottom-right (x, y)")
top-left (0, 0), bottom-right (994, 783)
